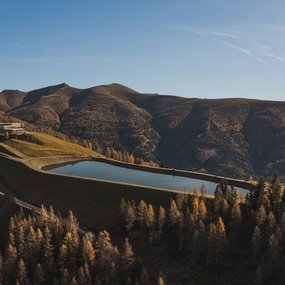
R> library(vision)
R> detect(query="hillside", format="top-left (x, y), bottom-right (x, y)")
top-left (1, 83), bottom-right (285, 178)
top-left (1, 132), bottom-right (97, 158)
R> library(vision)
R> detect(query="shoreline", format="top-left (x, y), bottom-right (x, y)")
top-left (42, 155), bottom-right (254, 191)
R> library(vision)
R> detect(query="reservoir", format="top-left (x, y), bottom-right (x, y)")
top-left (48, 160), bottom-right (247, 195)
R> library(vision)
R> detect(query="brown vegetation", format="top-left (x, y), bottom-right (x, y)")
top-left (1, 83), bottom-right (285, 178)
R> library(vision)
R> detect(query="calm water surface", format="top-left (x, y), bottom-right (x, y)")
top-left (48, 161), bottom-right (247, 195)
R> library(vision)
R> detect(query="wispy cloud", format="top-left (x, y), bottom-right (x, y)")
top-left (0, 42), bottom-right (27, 48)
top-left (7, 57), bottom-right (49, 63)
top-left (252, 42), bottom-right (285, 64)
top-left (222, 41), bottom-right (267, 65)
top-left (212, 32), bottom-right (240, 39)
top-left (164, 24), bottom-right (285, 68)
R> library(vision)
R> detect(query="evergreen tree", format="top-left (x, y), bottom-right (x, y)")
top-left (157, 206), bottom-right (166, 240)
top-left (16, 259), bottom-right (28, 285)
top-left (33, 263), bottom-right (45, 285)
top-left (207, 223), bottom-right (217, 266)
top-left (252, 226), bottom-right (262, 256)
top-left (105, 147), bottom-right (111, 158)
top-left (192, 197), bottom-right (199, 221)
top-left (137, 200), bottom-right (149, 229)
top-left (216, 217), bottom-right (227, 261)
top-left (268, 233), bottom-right (280, 260)
top-left (198, 199), bottom-right (207, 221)
top-left (229, 201), bottom-right (242, 243)
top-left (169, 199), bottom-right (181, 226)
top-left (118, 198), bottom-right (136, 231)
top-left (121, 238), bottom-right (135, 280)
top-left (61, 268), bottom-right (70, 285)
top-left (157, 275), bottom-right (165, 285)
top-left (81, 236), bottom-right (95, 266)
top-left (4, 243), bottom-right (18, 279)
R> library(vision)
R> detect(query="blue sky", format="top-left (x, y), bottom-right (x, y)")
top-left (1, 1), bottom-right (285, 100)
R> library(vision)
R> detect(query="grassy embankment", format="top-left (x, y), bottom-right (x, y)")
top-left (0, 132), bottom-right (100, 168)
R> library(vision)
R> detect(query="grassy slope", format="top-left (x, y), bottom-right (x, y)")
top-left (1, 132), bottom-right (98, 158)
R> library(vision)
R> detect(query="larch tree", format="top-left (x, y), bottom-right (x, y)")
top-left (157, 206), bottom-right (166, 240)
top-left (252, 226), bottom-right (262, 256)
top-left (33, 263), bottom-right (45, 285)
top-left (216, 217), bottom-right (227, 261)
top-left (198, 199), bottom-right (207, 221)
top-left (105, 147), bottom-right (111, 158)
top-left (229, 201), bottom-right (242, 243)
top-left (207, 223), bottom-right (217, 266)
top-left (16, 259), bottom-right (28, 285)
top-left (268, 233), bottom-right (280, 260)
top-left (169, 199), bottom-right (181, 226)
top-left (137, 200), bottom-right (149, 230)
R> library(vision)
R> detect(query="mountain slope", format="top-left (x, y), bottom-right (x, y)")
top-left (1, 83), bottom-right (285, 178)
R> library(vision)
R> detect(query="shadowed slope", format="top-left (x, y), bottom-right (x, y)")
top-left (2, 83), bottom-right (285, 178)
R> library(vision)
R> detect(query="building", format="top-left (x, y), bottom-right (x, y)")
top-left (0, 122), bottom-right (25, 137)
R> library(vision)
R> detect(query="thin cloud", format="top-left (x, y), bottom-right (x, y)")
top-left (8, 57), bottom-right (49, 63)
top-left (212, 32), bottom-right (240, 39)
top-left (252, 42), bottom-right (285, 64)
top-left (0, 42), bottom-right (27, 48)
top-left (222, 41), bottom-right (269, 66)
top-left (165, 25), bottom-right (280, 68)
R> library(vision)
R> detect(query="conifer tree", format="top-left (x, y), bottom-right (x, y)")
top-left (4, 243), bottom-right (18, 278)
top-left (147, 204), bottom-right (156, 242)
top-left (122, 238), bottom-right (135, 275)
top-left (105, 147), bottom-right (111, 158)
top-left (256, 206), bottom-right (267, 227)
top-left (192, 197), bottom-right (199, 221)
top-left (207, 223), bottom-right (217, 266)
top-left (139, 268), bottom-right (150, 285)
top-left (34, 263), bottom-right (45, 285)
top-left (198, 199), bottom-right (207, 221)
top-left (118, 198), bottom-right (136, 231)
top-left (229, 201), bottom-right (242, 243)
top-left (252, 226), bottom-right (262, 256)
top-left (81, 236), bottom-right (95, 266)
top-left (83, 263), bottom-right (92, 285)
top-left (214, 186), bottom-right (224, 219)
top-left (129, 154), bottom-right (135, 164)
top-left (71, 276), bottom-right (78, 285)
top-left (267, 211), bottom-right (276, 237)
top-left (169, 199), bottom-right (181, 226)
top-left (43, 226), bottom-right (54, 274)
top-left (157, 206), bottom-right (166, 239)
top-left (157, 275), bottom-right (165, 285)
top-left (268, 233), bottom-right (280, 260)
top-left (137, 200), bottom-right (149, 229)
top-left (58, 244), bottom-right (68, 273)
top-left (61, 268), bottom-right (70, 285)
top-left (216, 217), bottom-right (227, 261)
top-left (175, 192), bottom-right (186, 211)
top-left (201, 183), bottom-right (207, 198)
top-left (17, 226), bottom-right (25, 258)
top-left (16, 259), bottom-right (28, 285)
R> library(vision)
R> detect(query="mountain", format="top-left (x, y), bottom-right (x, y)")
top-left (1, 83), bottom-right (285, 178)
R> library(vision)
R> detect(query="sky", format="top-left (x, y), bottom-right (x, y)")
top-left (1, 1), bottom-right (285, 100)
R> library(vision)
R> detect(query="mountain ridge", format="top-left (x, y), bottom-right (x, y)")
top-left (1, 83), bottom-right (285, 178)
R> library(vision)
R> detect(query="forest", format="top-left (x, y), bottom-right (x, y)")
top-left (0, 174), bottom-right (284, 284)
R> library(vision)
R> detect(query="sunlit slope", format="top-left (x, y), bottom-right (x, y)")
top-left (0, 132), bottom-right (98, 158)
